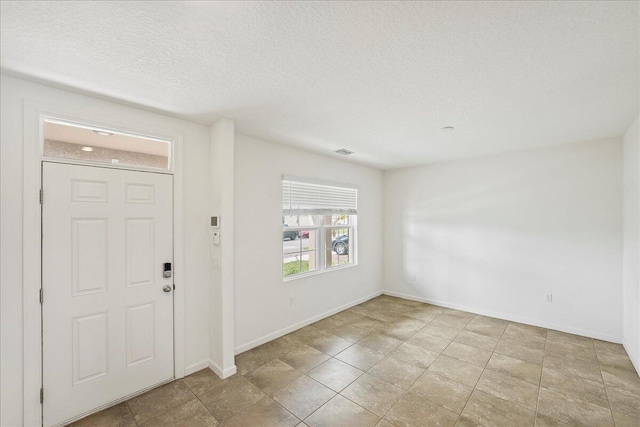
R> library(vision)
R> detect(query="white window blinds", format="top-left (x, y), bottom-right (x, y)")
top-left (282, 176), bottom-right (357, 215)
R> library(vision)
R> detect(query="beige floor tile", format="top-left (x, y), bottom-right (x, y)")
top-left (69, 402), bottom-right (136, 427)
top-left (594, 340), bottom-right (628, 356)
top-left (454, 330), bottom-right (498, 352)
top-left (139, 399), bottom-right (218, 427)
top-left (341, 373), bottom-right (405, 417)
top-left (224, 396), bottom-right (299, 427)
top-left (612, 411), bottom-right (640, 427)
top-left (280, 345), bottom-right (330, 373)
top-left (457, 390), bottom-right (535, 427)
top-left (308, 333), bottom-right (353, 356)
top-left (358, 332), bottom-right (404, 354)
top-left (428, 355), bottom-right (484, 388)
top-left (444, 309), bottom-right (476, 320)
top-left (288, 327), bottom-right (328, 345)
top-left (430, 314), bottom-right (471, 330)
top-left (470, 315), bottom-right (509, 327)
top-left (404, 307), bottom-right (441, 323)
top-left (245, 359), bottom-right (303, 395)
top-left (305, 395), bottom-right (380, 427)
top-left (536, 387), bottom-right (614, 427)
top-left (476, 368), bottom-right (539, 410)
top-left (381, 317), bottom-right (426, 341)
top-left (375, 419), bottom-right (395, 427)
top-left (503, 322), bottom-right (547, 339)
top-left (366, 310), bottom-right (404, 324)
top-left (272, 376), bottom-right (336, 420)
top-left (385, 392), bottom-right (458, 427)
top-left (541, 367), bottom-right (608, 408)
top-left (389, 342), bottom-right (439, 369)
top-left (333, 319), bottom-right (383, 342)
top-left (406, 330), bottom-right (451, 353)
top-left (606, 385), bottom-right (640, 419)
top-left (486, 353), bottom-right (541, 385)
top-left (368, 357), bottom-right (425, 390)
top-left (547, 330), bottom-right (594, 347)
top-left (235, 342), bottom-right (288, 375)
top-left (335, 344), bottom-right (387, 371)
top-left (272, 335), bottom-right (308, 354)
top-left (543, 351), bottom-right (602, 383)
top-left (312, 316), bottom-right (345, 333)
top-left (408, 371), bottom-right (473, 414)
top-left (545, 340), bottom-right (598, 363)
top-left (332, 310), bottom-right (366, 325)
top-left (601, 365), bottom-right (640, 394)
top-left (442, 341), bottom-right (492, 367)
top-left (464, 321), bottom-right (507, 339)
top-left (419, 322), bottom-right (462, 340)
top-left (127, 381), bottom-right (196, 424)
top-left (182, 368), bottom-right (227, 396)
top-left (198, 376), bottom-right (265, 422)
top-left (494, 339), bottom-right (544, 365)
top-left (597, 350), bottom-right (637, 373)
top-left (500, 328), bottom-right (546, 351)
top-left (308, 358), bottom-right (364, 392)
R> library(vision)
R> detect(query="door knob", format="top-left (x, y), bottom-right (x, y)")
top-left (163, 285), bottom-right (172, 293)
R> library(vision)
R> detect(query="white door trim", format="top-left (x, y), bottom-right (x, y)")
top-left (22, 100), bottom-right (186, 426)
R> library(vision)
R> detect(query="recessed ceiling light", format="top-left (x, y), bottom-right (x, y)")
top-left (334, 149), bottom-right (354, 156)
top-left (441, 126), bottom-right (455, 132)
top-left (81, 146), bottom-right (94, 152)
top-left (93, 130), bottom-right (113, 136)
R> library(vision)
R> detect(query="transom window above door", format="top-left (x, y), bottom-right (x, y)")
top-left (282, 176), bottom-right (358, 279)
top-left (43, 119), bottom-right (172, 170)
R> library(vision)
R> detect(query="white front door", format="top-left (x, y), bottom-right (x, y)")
top-left (42, 162), bottom-right (174, 426)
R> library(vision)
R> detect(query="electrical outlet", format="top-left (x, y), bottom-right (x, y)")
top-left (289, 296), bottom-right (294, 305)
top-left (545, 293), bottom-right (553, 303)
top-left (410, 274), bottom-right (417, 282)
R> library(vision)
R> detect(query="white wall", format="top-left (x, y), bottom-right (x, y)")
top-left (383, 139), bottom-right (623, 342)
top-left (209, 119), bottom-right (236, 377)
top-left (234, 134), bottom-right (384, 352)
top-left (0, 76), bottom-right (211, 426)
top-left (623, 115), bottom-right (640, 372)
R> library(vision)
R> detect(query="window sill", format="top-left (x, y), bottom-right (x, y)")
top-left (283, 263), bottom-right (358, 283)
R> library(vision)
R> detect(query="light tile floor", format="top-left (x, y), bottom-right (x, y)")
top-left (71, 296), bottom-right (640, 426)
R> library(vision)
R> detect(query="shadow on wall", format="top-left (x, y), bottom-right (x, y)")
top-left (398, 155), bottom-right (612, 309)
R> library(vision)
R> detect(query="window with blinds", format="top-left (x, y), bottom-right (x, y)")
top-left (282, 177), bottom-right (357, 215)
top-left (282, 176), bottom-right (357, 279)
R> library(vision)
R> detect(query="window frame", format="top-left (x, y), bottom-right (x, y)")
top-left (282, 214), bottom-right (357, 281)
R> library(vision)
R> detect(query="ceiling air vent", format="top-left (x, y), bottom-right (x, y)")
top-left (334, 149), bottom-right (354, 156)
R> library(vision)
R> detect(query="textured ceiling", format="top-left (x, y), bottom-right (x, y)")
top-left (1, 1), bottom-right (638, 169)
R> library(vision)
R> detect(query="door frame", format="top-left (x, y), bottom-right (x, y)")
top-left (22, 100), bottom-right (187, 426)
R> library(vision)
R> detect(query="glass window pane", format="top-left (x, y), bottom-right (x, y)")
top-left (43, 120), bottom-right (171, 170)
top-left (283, 251), bottom-right (317, 277)
top-left (324, 228), bottom-right (351, 268)
top-left (283, 230), bottom-right (317, 254)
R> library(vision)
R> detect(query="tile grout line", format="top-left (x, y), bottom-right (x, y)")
top-left (533, 328), bottom-right (549, 427)
top-left (451, 315), bottom-right (509, 426)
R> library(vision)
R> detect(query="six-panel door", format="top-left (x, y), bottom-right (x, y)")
top-left (42, 162), bottom-right (174, 426)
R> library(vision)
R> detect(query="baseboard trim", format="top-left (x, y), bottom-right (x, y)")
top-left (184, 360), bottom-right (209, 376)
top-left (208, 359), bottom-right (237, 379)
top-left (383, 290), bottom-right (623, 344)
top-left (234, 290), bottom-right (383, 354)
top-left (622, 338), bottom-right (640, 376)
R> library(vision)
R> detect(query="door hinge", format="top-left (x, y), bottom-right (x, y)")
top-left (40, 387), bottom-right (43, 404)
top-left (39, 288), bottom-right (43, 304)
top-left (173, 284), bottom-right (176, 290)
top-left (39, 189), bottom-right (43, 204)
